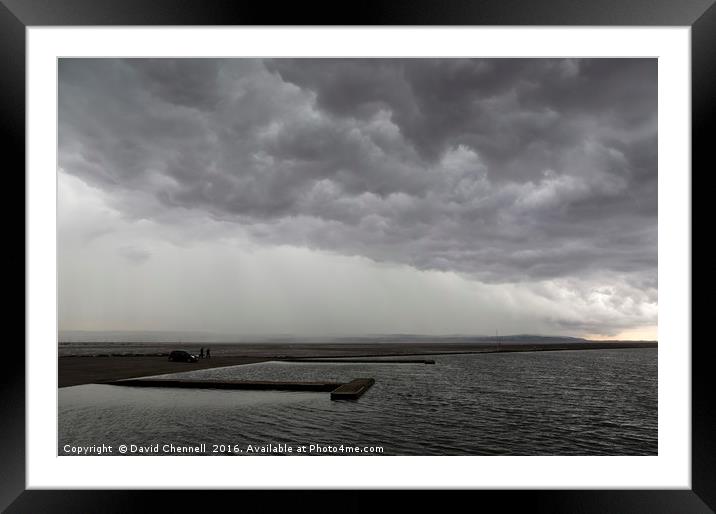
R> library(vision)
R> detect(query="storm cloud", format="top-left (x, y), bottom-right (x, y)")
top-left (58, 58), bottom-right (657, 337)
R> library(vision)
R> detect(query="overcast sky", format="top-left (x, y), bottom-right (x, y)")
top-left (58, 58), bottom-right (657, 340)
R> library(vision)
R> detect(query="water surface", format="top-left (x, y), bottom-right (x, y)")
top-left (59, 349), bottom-right (657, 455)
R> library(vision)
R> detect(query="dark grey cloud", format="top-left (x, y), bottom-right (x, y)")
top-left (58, 58), bottom-right (657, 296)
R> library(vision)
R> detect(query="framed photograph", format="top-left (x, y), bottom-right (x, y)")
top-left (5, 0), bottom-right (711, 511)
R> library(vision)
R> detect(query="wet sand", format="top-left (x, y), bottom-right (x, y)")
top-left (58, 340), bottom-right (656, 388)
top-left (58, 356), bottom-right (270, 388)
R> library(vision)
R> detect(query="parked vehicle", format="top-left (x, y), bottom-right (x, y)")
top-left (168, 350), bottom-right (199, 363)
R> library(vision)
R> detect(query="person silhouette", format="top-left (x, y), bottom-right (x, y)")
top-left (206, 348), bottom-right (211, 359)
top-left (199, 347), bottom-right (204, 359)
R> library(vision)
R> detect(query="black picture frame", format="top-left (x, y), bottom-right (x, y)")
top-left (3, 0), bottom-right (710, 511)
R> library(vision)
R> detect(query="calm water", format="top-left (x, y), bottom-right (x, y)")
top-left (58, 349), bottom-right (657, 455)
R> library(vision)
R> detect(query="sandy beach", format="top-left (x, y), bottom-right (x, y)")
top-left (58, 356), bottom-right (271, 388)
